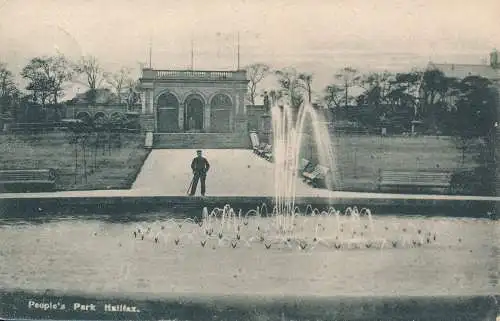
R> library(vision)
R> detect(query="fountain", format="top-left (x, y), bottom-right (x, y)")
top-left (128, 204), bottom-right (437, 252)
top-left (0, 91), bottom-right (497, 321)
top-left (269, 97), bottom-right (338, 234)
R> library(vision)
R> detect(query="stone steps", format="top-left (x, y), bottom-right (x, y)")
top-left (153, 133), bottom-right (251, 149)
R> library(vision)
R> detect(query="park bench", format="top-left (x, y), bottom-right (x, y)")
top-left (377, 169), bottom-right (452, 193)
top-left (303, 164), bottom-right (330, 188)
top-left (262, 145), bottom-right (274, 161)
top-left (254, 142), bottom-right (266, 154)
top-left (292, 158), bottom-right (312, 175)
top-left (249, 132), bottom-right (260, 152)
top-left (257, 144), bottom-right (272, 157)
top-left (0, 168), bottom-right (57, 193)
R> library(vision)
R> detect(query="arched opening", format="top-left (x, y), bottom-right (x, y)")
top-left (184, 95), bottom-right (204, 132)
top-left (94, 111), bottom-right (107, 121)
top-left (210, 93), bottom-right (232, 132)
top-left (157, 92), bottom-right (179, 132)
top-left (76, 111), bottom-right (92, 125)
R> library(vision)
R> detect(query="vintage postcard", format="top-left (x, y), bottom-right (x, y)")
top-left (0, 0), bottom-right (498, 320)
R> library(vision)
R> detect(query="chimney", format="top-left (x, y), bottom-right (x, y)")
top-left (490, 49), bottom-right (499, 68)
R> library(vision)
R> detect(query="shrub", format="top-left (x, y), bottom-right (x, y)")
top-left (450, 167), bottom-right (495, 196)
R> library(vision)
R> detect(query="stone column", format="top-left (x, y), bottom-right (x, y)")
top-left (204, 102), bottom-right (211, 132)
top-left (240, 92), bottom-right (246, 115)
top-left (141, 92), bottom-right (146, 114)
top-left (148, 91), bottom-right (154, 114)
top-left (178, 101), bottom-right (184, 131)
top-left (235, 92), bottom-right (240, 115)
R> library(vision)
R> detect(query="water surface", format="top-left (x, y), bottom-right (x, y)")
top-left (0, 212), bottom-right (497, 297)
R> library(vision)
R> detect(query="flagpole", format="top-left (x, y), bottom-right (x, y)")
top-left (149, 37), bottom-right (152, 68)
top-left (191, 38), bottom-right (194, 70)
top-left (237, 31), bottom-right (240, 70)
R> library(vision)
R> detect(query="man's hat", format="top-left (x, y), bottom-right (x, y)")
top-left (196, 150), bottom-right (202, 153)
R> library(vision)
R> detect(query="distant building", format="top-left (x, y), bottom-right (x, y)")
top-left (425, 49), bottom-right (500, 105)
top-left (138, 68), bottom-right (248, 133)
top-left (71, 88), bottom-right (120, 105)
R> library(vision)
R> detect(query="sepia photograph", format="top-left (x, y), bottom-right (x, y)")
top-left (0, 0), bottom-right (498, 320)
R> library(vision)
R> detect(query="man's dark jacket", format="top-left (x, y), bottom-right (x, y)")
top-left (191, 157), bottom-right (210, 174)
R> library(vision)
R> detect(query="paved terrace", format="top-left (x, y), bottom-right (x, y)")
top-left (0, 149), bottom-right (498, 201)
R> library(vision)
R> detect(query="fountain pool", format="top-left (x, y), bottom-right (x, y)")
top-left (0, 204), bottom-right (497, 298)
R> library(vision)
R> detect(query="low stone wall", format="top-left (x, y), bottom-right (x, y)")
top-left (0, 195), bottom-right (497, 219)
top-left (153, 133), bottom-right (250, 149)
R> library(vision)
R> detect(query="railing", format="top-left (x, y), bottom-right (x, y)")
top-left (142, 69), bottom-right (247, 81)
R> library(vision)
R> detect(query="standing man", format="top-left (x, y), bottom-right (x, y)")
top-left (189, 150), bottom-right (210, 196)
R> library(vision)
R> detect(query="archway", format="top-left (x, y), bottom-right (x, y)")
top-left (94, 112), bottom-right (107, 121)
top-left (76, 111), bottom-right (92, 125)
top-left (210, 93), bottom-right (232, 132)
top-left (157, 92), bottom-right (179, 132)
top-left (184, 96), bottom-right (204, 132)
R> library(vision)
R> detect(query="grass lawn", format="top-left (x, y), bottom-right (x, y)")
top-left (0, 131), bottom-right (483, 193)
top-left (0, 132), bottom-right (150, 191)
top-left (300, 134), bottom-right (479, 191)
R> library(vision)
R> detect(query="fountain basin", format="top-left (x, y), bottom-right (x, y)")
top-left (0, 194), bottom-right (497, 219)
top-left (0, 198), bottom-right (498, 320)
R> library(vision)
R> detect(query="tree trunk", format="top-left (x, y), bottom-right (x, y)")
top-left (74, 138), bottom-right (78, 184)
top-left (94, 134), bottom-right (98, 171)
top-left (82, 139), bottom-right (87, 183)
top-left (345, 83), bottom-right (348, 107)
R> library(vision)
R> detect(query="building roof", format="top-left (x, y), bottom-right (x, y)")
top-left (427, 62), bottom-right (500, 80)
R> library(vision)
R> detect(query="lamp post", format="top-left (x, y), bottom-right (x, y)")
top-left (353, 146), bottom-right (358, 179)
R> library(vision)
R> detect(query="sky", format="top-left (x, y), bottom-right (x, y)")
top-left (0, 0), bottom-right (499, 101)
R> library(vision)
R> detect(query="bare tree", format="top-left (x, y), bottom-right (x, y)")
top-left (324, 84), bottom-right (343, 109)
top-left (356, 71), bottom-right (394, 108)
top-left (335, 67), bottom-right (361, 107)
top-left (0, 63), bottom-right (20, 115)
top-left (50, 55), bottom-right (74, 104)
top-left (21, 55), bottom-right (73, 107)
top-left (74, 55), bottom-right (104, 104)
top-left (105, 67), bottom-right (131, 104)
top-left (298, 73), bottom-right (313, 103)
top-left (275, 68), bottom-right (304, 109)
top-left (246, 63), bottom-right (269, 105)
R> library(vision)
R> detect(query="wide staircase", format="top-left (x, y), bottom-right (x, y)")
top-left (152, 132), bottom-right (251, 149)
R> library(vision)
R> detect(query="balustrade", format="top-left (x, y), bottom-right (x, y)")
top-left (147, 70), bottom-right (246, 81)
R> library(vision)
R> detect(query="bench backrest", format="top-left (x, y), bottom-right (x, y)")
top-left (379, 170), bottom-right (451, 184)
top-left (317, 165), bottom-right (330, 177)
top-left (0, 169), bottom-right (56, 182)
top-left (308, 167), bottom-right (321, 177)
top-left (249, 132), bottom-right (260, 148)
top-left (297, 158), bottom-right (310, 172)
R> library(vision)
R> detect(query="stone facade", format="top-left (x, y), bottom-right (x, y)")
top-left (138, 69), bottom-right (248, 134)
